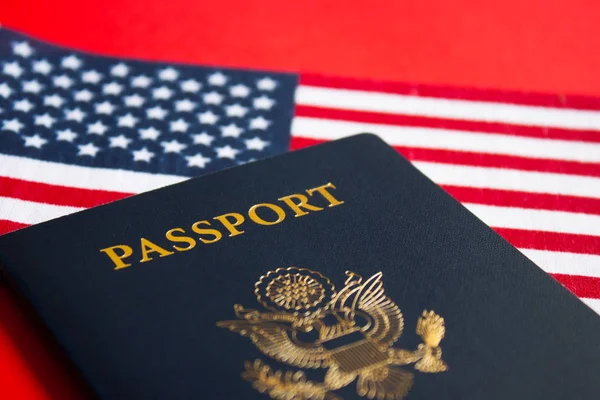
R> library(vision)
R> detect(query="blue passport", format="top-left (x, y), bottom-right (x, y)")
top-left (0, 134), bottom-right (599, 400)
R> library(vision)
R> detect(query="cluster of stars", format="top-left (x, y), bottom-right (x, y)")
top-left (1, 39), bottom-right (285, 170)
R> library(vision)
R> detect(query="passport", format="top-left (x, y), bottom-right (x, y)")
top-left (0, 134), bottom-right (599, 400)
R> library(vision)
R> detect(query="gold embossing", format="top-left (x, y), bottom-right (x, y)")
top-left (165, 228), bottom-right (196, 252)
top-left (105, 183), bottom-right (346, 270)
top-left (100, 245), bottom-right (133, 270)
top-left (266, 273), bottom-right (325, 311)
top-left (139, 238), bottom-right (174, 263)
top-left (306, 183), bottom-right (344, 207)
top-left (218, 268), bottom-right (447, 399)
top-left (191, 220), bottom-right (223, 244)
top-left (214, 212), bottom-right (246, 237)
top-left (243, 359), bottom-right (339, 400)
top-left (413, 311), bottom-right (448, 373)
top-left (248, 203), bottom-right (287, 226)
top-left (278, 193), bottom-right (324, 217)
top-left (255, 267), bottom-right (336, 318)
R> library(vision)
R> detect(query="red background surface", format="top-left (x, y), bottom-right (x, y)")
top-left (1, 1), bottom-right (600, 398)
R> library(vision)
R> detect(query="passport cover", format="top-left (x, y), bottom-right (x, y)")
top-left (0, 134), bottom-right (599, 400)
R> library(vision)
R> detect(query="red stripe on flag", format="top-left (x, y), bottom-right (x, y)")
top-left (0, 177), bottom-right (131, 208)
top-left (496, 228), bottom-right (600, 255)
top-left (443, 185), bottom-right (600, 216)
top-left (295, 105), bottom-right (600, 143)
top-left (300, 74), bottom-right (600, 111)
top-left (396, 146), bottom-right (600, 178)
top-left (290, 136), bottom-right (600, 177)
top-left (550, 274), bottom-right (600, 299)
top-left (292, 137), bottom-right (600, 214)
top-left (0, 220), bottom-right (28, 236)
top-left (290, 136), bottom-right (327, 150)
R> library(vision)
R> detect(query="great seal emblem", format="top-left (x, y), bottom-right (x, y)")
top-left (217, 267), bottom-right (447, 399)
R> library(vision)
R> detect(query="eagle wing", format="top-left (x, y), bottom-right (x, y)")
top-left (353, 272), bottom-right (404, 347)
top-left (216, 320), bottom-right (328, 369)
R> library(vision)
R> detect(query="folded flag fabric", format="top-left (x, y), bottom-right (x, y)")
top-left (1, 28), bottom-right (599, 313)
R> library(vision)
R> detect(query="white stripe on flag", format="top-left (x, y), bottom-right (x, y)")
top-left (0, 154), bottom-right (187, 194)
top-left (296, 85), bottom-right (600, 130)
top-left (580, 298), bottom-right (600, 314)
top-left (412, 161), bottom-right (600, 199)
top-left (521, 249), bottom-right (600, 278)
top-left (0, 196), bottom-right (83, 225)
top-left (463, 203), bottom-right (600, 236)
top-left (293, 117), bottom-right (600, 163)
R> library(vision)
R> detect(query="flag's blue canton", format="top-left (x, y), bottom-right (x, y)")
top-left (0, 29), bottom-right (297, 177)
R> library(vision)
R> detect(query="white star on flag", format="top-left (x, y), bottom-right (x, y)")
top-left (198, 111), bottom-right (219, 125)
top-left (203, 91), bottom-right (223, 105)
top-left (103, 82), bottom-right (123, 95)
top-left (225, 104), bottom-right (248, 117)
top-left (124, 94), bottom-right (145, 107)
top-left (253, 95), bottom-right (275, 110)
top-left (159, 68), bottom-right (179, 81)
top-left (88, 121), bottom-right (108, 135)
top-left (33, 59), bottom-right (52, 75)
top-left (181, 79), bottom-right (201, 92)
top-left (95, 101), bottom-right (115, 115)
top-left (132, 147), bottom-right (154, 162)
top-left (65, 108), bottom-right (86, 122)
top-left (0, 83), bottom-right (13, 98)
top-left (56, 129), bottom-right (78, 142)
top-left (74, 89), bottom-right (94, 102)
top-left (221, 124), bottom-right (243, 138)
top-left (4, 61), bottom-right (23, 78)
top-left (109, 135), bottom-right (132, 149)
top-left (175, 99), bottom-right (196, 112)
top-left (3, 118), bottom-right (24, 132)
top-left (78, 143), bottom-right (100, 157)
top-left (153, 86), bottom-right (173, 100)
top-left (257, 77), bottom-right (277, 91)
top-left (34, 113), bottom-right (55, 128)
top-left (192, 132), bottom-right (214, 146)
top-left (53, 75), bottom-right (73, 89)
top-left (23, 134), bottom-right (47, 149)
top-left (147, 106), bottom-right (168, 120)
top-left (208, 72), bottom-right (228, 86)
top-left (161, 140), bottom-right (187, 153)
top-left (23, 79), bottom-right (43, 93)
top-left (131, 75), bottom-right (152, 88)
top-left (249, 116), bottom-right (271, 130)
top-left (62, 55), bottom-right (82, 70)
top-left (245, 137), bottom-right (270, 151)
top-left (215, 145), bottom-right (239, 159)
top-left (12, 41), bottom-right (34, 57)
top-left (118, 113), bottom-right (138, 128)
top-left (82, 70), bottom-right (102, 84)
top-left (14, 99), bottom-right (34, 112)
top-left (170, 119), bottom-right (189, 133)
top-left (230, 84), bottom-right (250, 97)
top-left (139, 127), bottom-right (161, 140)
top-left (44, 94), bottom-right (64, 108)
top-left (111, 63), bottom-right (129, 77)
top-left (186, 154), bottom-right (211, 168)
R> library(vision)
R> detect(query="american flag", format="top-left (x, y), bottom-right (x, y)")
top-left (1, 29), bottom-right (599, 314)
top-left (0, 27), bottom-right (297, 233)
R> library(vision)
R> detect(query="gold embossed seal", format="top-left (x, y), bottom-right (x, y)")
top-left (217, 267), bottom-right (448, 399)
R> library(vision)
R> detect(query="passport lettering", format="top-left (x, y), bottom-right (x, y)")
top-left (217, 267), bottom-right (448, 400)
top-left (100, 183), bottom-right (344, 270)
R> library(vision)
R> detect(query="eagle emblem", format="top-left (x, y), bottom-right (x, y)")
top-left (217, 267), bottom-right (447, 399)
